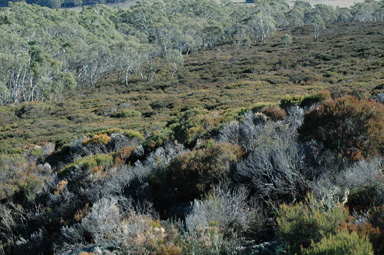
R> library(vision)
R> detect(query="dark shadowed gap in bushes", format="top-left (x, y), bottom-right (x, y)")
top-left (148, 140), bottom-right (244, 217)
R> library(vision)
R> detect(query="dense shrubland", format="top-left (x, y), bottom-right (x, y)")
top-left (2, 0), bottom-right (384, 254)
top-left (3, 92), bottom-right (384, 254)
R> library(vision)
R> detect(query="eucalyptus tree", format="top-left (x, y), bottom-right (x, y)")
top-left (305, 11), bottom-right (326, 40)
top-left (203, 21), bottom-right (225, 49)
top-left (285, 1), bottom-right (311, 26)
top-left (335, 7), bottom-right (353, 23)
top-left (165, 49), bottom-right (184, 78)
top-left (111, 40), bottom-right (143, 87)
top-left (281, 33), bottom-right (293, 46)
top-left (247, 5), bottom-right (277, 44)
top-left (312, 4), bottom-right (336, 24)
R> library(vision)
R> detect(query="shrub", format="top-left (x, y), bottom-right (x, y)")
top-left (62, 197), bottom-right (184, 254)
top-left (279, 94), bottom-right (303, 109)
top-left (89, 128), bottom-right (124, 136)
top-left (143, 128), bottom-right (174, 153)
top-left (298, 96), bottom-right (384, 161)
top-left (276, 193), bottom-right (349, 254)
top-left (303, 230), bottom-right (374, 255)
top-left (110, 110), bottom-right (141, 118)
top-left (157, 141), bottom-right (243, 202)
top-left (89, 129), bottom-right (144, 140)
top-left (58, 154), bottom-right (114, 178)
top-left (234, 142), bottom-right (308, 202)
top-left (113, 146), bottom-right (136, 164)
top-left (338, 215), bottom-right (384, 254)
top-left (185, 187), bottom-right (256, 238)
top-left (169, 108), bottom-right (209, 146)
top-left (82, 134), bottom-right (111, 146)
top-left (122, 129), bottom-right (144, 140)
top-left (261, 105), bottom-right (287, 121)
top-left (300, 90), bottom-right (331, 108)
top-left (335, 158), bottom-right (384, 209)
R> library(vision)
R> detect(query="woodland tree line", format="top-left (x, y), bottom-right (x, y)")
top-left (0, 0), bottom-right (384, 105)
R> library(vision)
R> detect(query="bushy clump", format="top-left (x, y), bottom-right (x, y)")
top-left (300, 90), bottom-right (331, 108)
top-left (168, 108), bottom-right (210, 146)
top-left (235, 143), bottom-right (308, 202)
top-left (110, 110), bottom-right (142, 118)
top-left (338, 215), bottom-right (384, 254)
top-left (82, 134), bottom-right (111, 146)
top-left (143, 128), bottom-right (174, 153)
top-left (61, 196), bottom-right (184, 254)
top-left (0, 154), bottom-right (52, 203)
top-left (279, 94), bottom-right (304, 109)
top-left (220, 111), bottom-right (308, 201)
top-left (303, 230), bottom-right (374, 255)
top-left (261, 105), bottom-right (287, 121)
top-left (58, 154), bottom-right (114, 178)
top-left (88, 128), bottom-right (144, 139)
top-left (113, 146), bottom-right (136, 164)
top-left (299, 96), bottom-right (384, 161)
top-left (160, 141), bottom-right (243, 201)
top-left (185, 187), bottom-right (256, 238)
top-left (183, 187), bottom-right (257, 254)
top-left (336, 157), bottom-right (384, 209)
top-left (122, 129), bottom-right (145, 140)
top-left (276, 193), bottom-right (349, 254)
top-left (219, 111), bottom-right (288, 152)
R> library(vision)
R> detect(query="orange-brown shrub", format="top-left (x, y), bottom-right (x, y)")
top-left (261, 105), bottom-right (287, 121)
top-left (113, 146), bottom-right (136, 165)
top-left (338, 215), bottom-right (384, 254)
top-left (298, 96), bottom-right (384, 161)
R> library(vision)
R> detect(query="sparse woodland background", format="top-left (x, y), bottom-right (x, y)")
top-left (2, 0), bottom-right (384, 254)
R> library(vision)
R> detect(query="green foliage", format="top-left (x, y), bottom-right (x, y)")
top-left (300, 90), bottom-right (331, 108)
top-left (82, 134), bottom-right (111, 146)
top-left (298, 96), bottom-right (384, 161)
top-left (58, 153), bottom-right (113, 178)
top-left (281, 33), bottom-right (293, 46)
top-left (89, 128), bottom-right (144, 140)
top-left (168, 108), bottom-right (231, 146)
top-left (159, 141), bottom-right (243, 201)
top-left (143, 128), bottom-right (174, 153)
top-left (339, 215), bottom-right (384, 254)
top-left (122, 129), bottom-right (144, 140)
top-left (303, 230), bottom-right (374, 255)
top-left (276, 193), bottom-right (349, 254)
top-left (279, 95), bottom-right (304, 109)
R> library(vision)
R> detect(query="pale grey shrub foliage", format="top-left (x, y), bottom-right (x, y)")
top-left (336, 157), bottom-right (384, 190)
top-left (312, 157), bottom-right (384, 209)
top-left (219, 109), bottom-right (309, 201)
top-left (61, 196), bottom-right (122, 245)
top-left (235, 143), bottom-right (308, 201)
top-left (81, 197), bottom-right (121, 243)
top-left (0, 203), bottom-right (26, 244)
top-left (61, 223), bottom-right (85, 245)
top-left (99, 141), bottom-right (186, 198)
top-left (311, 176), bottom-right (346, 210)
top-left (60, 196), bottom-right (159, 254)
top-left (219, 111), bottom-right (300, 153)
top-left (185, 186), bottom-right (256, 236)
top-left (285, 106), bottom-right (304, 128)
top-left (376, 92), bottom-right (384, 104)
